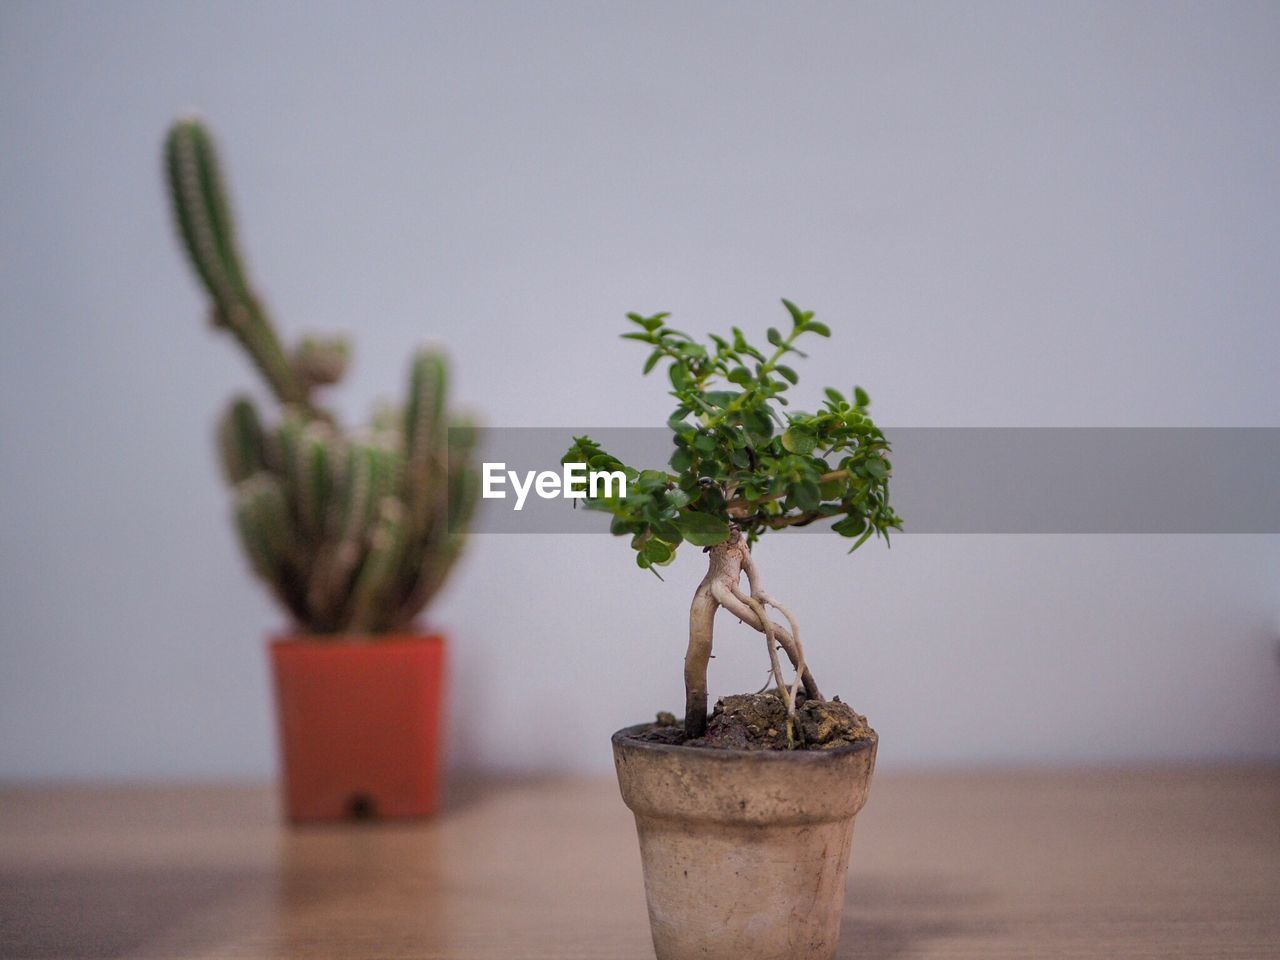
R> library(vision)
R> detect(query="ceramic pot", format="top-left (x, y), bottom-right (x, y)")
top-left (613, 724), bottom-right (876, 960)
top-left (270, 633), bottom-right (446, 821)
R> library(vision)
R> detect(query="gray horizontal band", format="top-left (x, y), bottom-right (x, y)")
top-left (453, 427), bottom-right (1280, 535)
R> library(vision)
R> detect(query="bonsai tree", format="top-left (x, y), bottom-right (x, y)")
top-left (165, 119), bottom-right (478, 633)
top-left (563, 302), bottom-right (901, 742)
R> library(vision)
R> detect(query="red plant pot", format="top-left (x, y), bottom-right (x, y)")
top-left (269, 632), bottom-right (446, 822)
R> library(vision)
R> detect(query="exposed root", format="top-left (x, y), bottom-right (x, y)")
top-left (681, 528), bottom-right (825, 745)
top-left (757, 593), bottom-right (809, 717)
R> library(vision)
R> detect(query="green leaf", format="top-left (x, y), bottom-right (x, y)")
top-left (805, 321), bottom-right (831, 337)
top-left (643, 350), bottom-right (663, 374)
top-left (819, 474), bottom-right (846, 498)
top-left (781, 426), bottom-right (817, 455)
top-left (627, 312), bottom-right (666, 331)
top-left (727, 367), bottom-right (752, 385)
top-left (854, 385), bottom-right (870, 407)
top-left (675, 511), bottom-right (731, 546)
top-left (641, 537), bottom-right (674, 565)
top-left (832, 514), bottom-right (867, 537)
top-left (651, 519), bottom-right (682, 542)
top-left (781, 298), bottom-right (806, 327)
top-left (663, 488), bottom-right (690, 510)
top-left (766, 327), bottom-right (784, 347)
top-left (637, 469), bottom-right (671, 491)
top-left (744, 408), bottom-right (774, 442)
top-left (792, 479), bottom-right (821, 512)
top-left (611, 516), bottom-right (643, 536)
top-left (824, 387), bottom-right (844, 405)
top-left (847, 525), bottom-right (876, 553)
top-left (776, 364), bottom-right (798, 384)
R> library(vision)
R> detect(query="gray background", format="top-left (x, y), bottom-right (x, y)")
top-left (1, 1), bottom-right (1277, 779)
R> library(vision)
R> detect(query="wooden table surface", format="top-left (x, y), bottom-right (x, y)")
top-left (1, 768), bottom-right (1277, 959)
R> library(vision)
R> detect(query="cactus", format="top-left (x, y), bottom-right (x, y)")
top-left (165, 120), bottom-right (309, 406)
top-left (168, 117), bottom-right (478, 635)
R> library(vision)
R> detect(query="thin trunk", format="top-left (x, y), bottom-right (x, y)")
top-left (684, 576), bottom-right (716, 738)
top-left (684, 533), bottom-right (745, 738)
top-left (682, 530), bottom-right (823, 739)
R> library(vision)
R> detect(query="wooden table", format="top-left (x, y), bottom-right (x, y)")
top-left (2, 769), bottom-right (1277, 959)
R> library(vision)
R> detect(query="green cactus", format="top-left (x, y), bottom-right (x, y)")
top-left (293, 334), bottom-right (351, 388)
top-left (168, 117), bottom-right (478, 635)
top-left (217, 395), bottom-right (267, 484)
top-left (165, 120), bottom-right (309, 406)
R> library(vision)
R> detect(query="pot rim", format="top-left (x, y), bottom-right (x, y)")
top-left (270, 631), bottom-right (445, 648)
top-left (612, 722), bottom-right (877, 764)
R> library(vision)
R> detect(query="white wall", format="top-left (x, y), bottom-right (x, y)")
top-left (1, 1), bottom-right (1277, 779)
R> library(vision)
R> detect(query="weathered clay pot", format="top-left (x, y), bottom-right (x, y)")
top-left (613, 724), bottom-right (877, 960)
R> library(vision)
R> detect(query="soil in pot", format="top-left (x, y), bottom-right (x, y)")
top-left (636, 689), bottom-right (875, 752)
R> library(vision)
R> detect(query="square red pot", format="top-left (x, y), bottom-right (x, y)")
top-left (269, 633), bottom-right (446, 822)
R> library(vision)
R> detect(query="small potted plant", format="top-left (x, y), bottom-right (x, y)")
top-left (165, 119), bottom-right (478, 821)
top-left (563, 304), bottom-right (900, 960)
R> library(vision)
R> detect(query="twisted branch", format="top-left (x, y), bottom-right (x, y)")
top-left (682, 529), bottom-right (824, 740)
